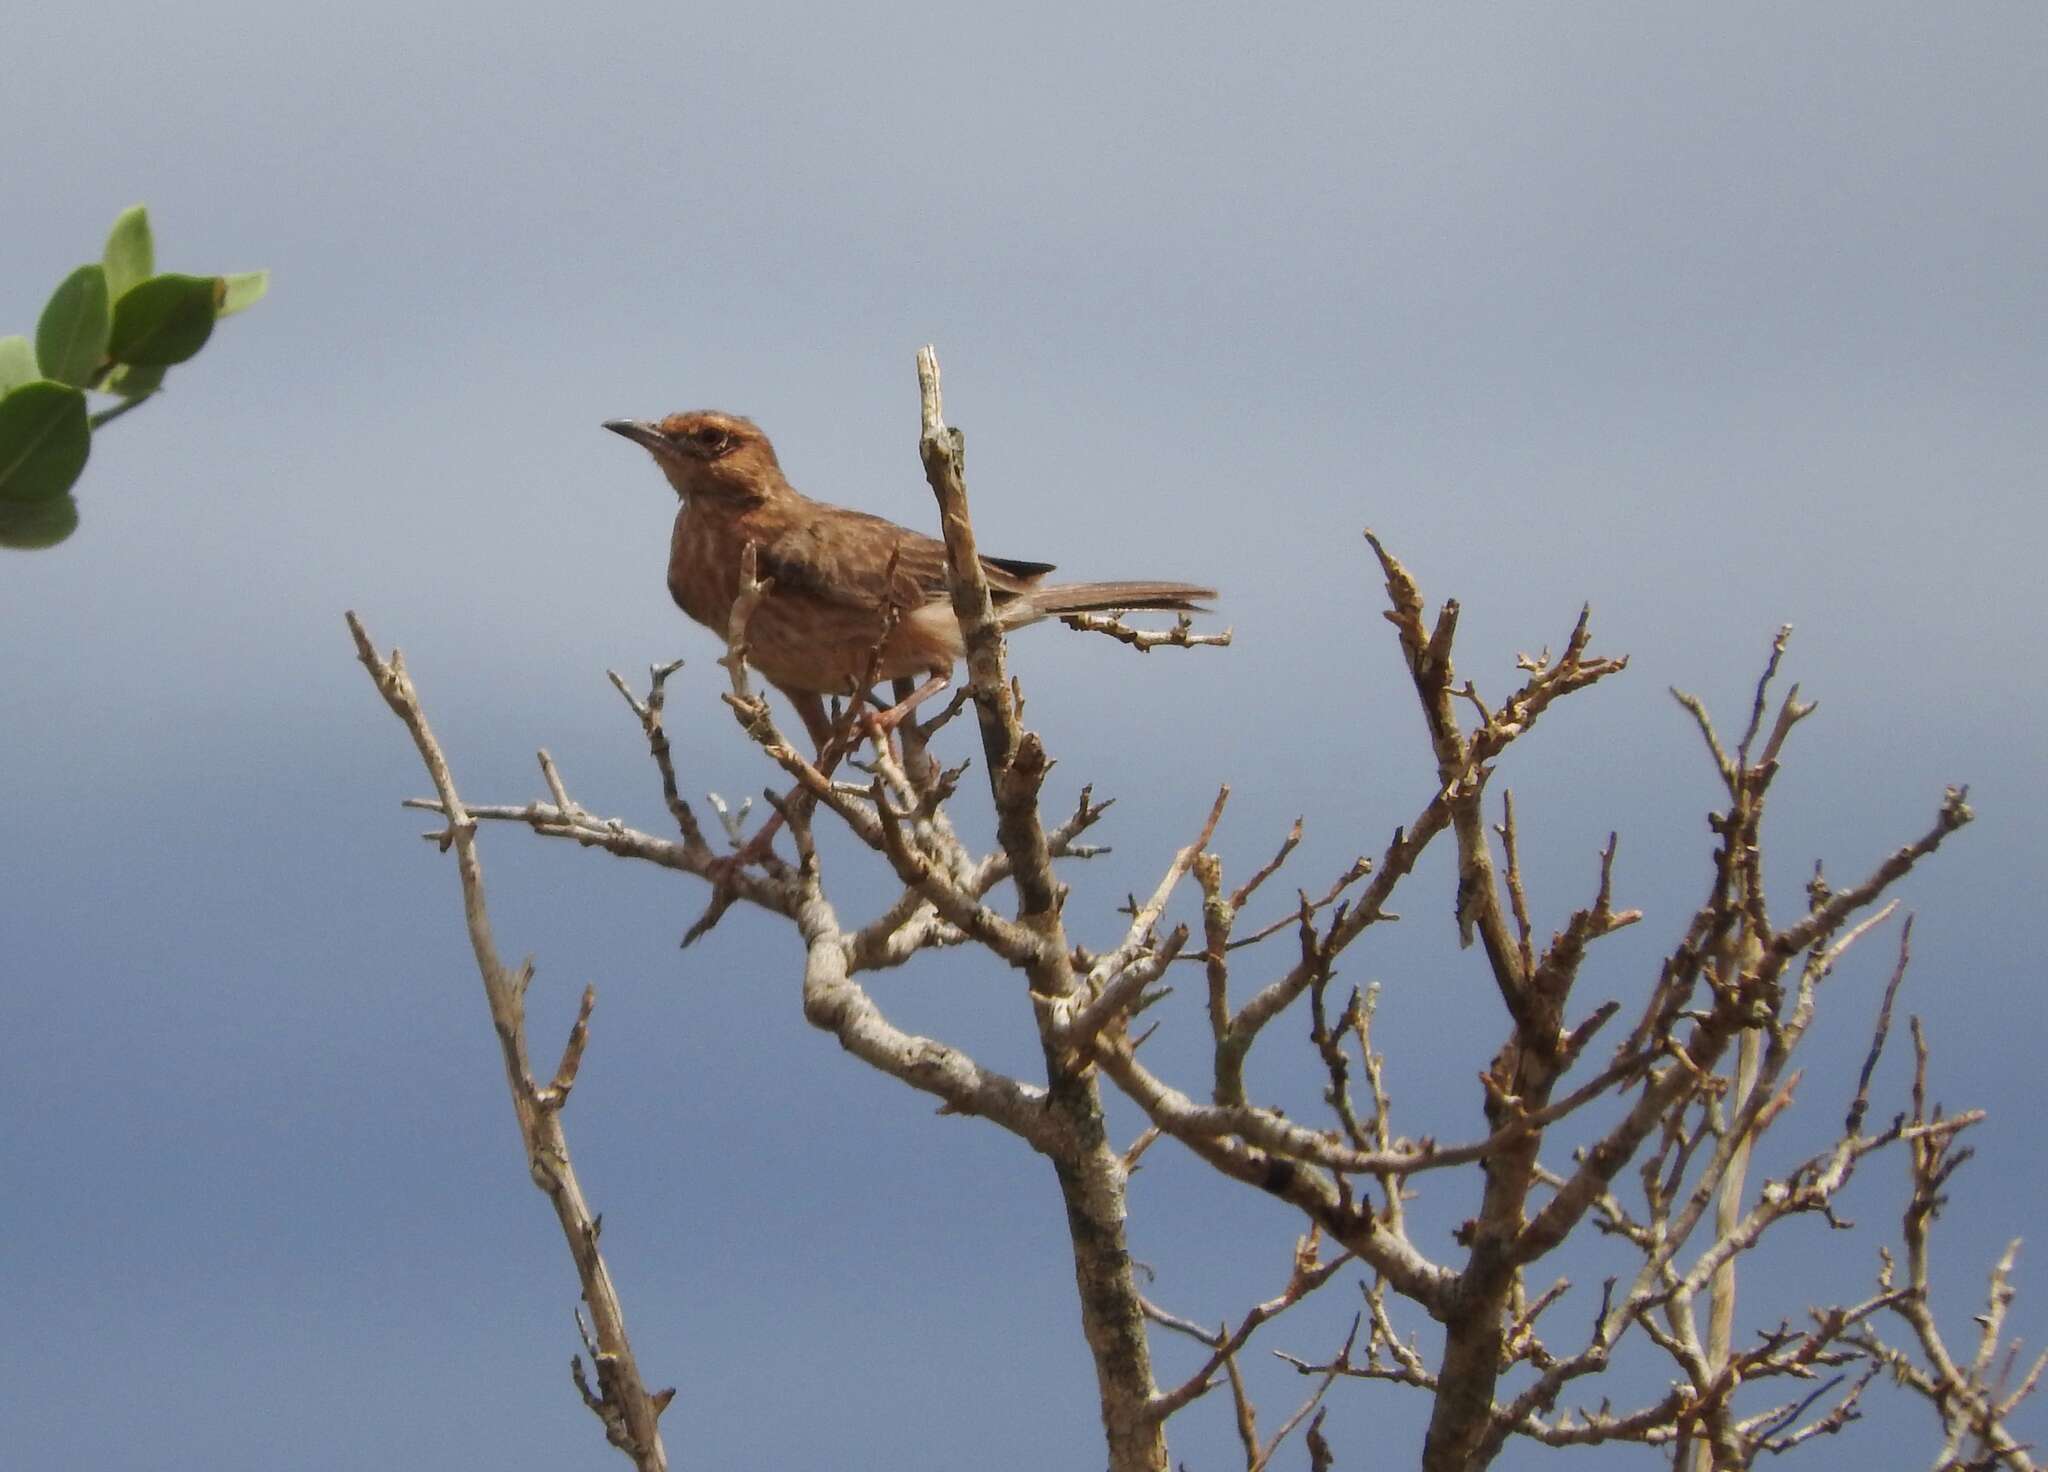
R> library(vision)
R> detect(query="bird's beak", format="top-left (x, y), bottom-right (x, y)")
top-left (604, 419), bottom-right (669, 455)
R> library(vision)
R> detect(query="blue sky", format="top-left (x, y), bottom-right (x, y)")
top-left (5, 5), bottom-right (2043, 1467)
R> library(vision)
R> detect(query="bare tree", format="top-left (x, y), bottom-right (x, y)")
top-left (348, 348), bottom-right (2035, 1471)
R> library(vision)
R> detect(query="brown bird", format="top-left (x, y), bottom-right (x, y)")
top-left (606, 410), bottom-right (1215, 749)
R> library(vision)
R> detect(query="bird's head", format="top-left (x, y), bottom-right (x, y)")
top-left (604, 411), bottom-right (781, 502)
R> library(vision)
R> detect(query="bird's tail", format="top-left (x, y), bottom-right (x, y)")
top-left (1014, 581), bottom-right (1217, 623)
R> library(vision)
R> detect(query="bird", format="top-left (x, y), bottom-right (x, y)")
top-left (605, 410), bottom-right (1216, 750)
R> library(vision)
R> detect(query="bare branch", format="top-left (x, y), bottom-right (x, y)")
top-left (793, 915), bottom-right (1069, 1156)
top-left (1253, 1315), bottom-right (1359, 1472)
top-left (1060, 609), bottom-right (1233, 653)
top-left (1774, 788), bottom-right (1973, 958)
top-left (1847, 915), bottom-right (1914, 1137)
top-left (346, 612), bottom-right (671, 1472)
top-left (607, 659), bottom-right (707, 849)
top-left (917, 345), bottom-right (1162, 1471)
top-left (1142, 1233), bottom-right (1354, 1423)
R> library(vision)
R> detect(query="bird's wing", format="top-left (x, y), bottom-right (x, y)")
top-left (757, 507), bottom-right (1053, 612)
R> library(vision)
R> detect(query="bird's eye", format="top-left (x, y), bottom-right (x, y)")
top-left (691, 426), bottom-right (731, 454)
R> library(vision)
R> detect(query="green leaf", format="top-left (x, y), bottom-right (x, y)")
top-left (0, 336), bottom-right (37, 396)
top-left (108, 273), bottom-right (222, 366)
top-left (0, 381), bottom-right (91, 502)
top-left (36, 264), bottom-right (111, 388)
top-left (103, 205), bottom-right (154, 301)
top-left (217, 270), bottom-right (269, 317)
top-left (101, 361), bottom-right (167, 400)
top-left (0, 491), bottom-right (80, 549)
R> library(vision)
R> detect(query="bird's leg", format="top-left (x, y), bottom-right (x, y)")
top-left (788, 690), bottom-right (836, 756)
top-left (861, 671), bottom-right (953, 743)
top-left (887, 676), bottom-right (934, 788)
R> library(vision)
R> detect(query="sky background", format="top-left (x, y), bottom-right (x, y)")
top-left (4, 4), bottom-right (2043, 1468)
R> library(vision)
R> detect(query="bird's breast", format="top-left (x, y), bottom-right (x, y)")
top-left (667, 504), bottom-right (742, 633)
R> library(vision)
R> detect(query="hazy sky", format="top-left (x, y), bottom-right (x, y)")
top-left (5, 5), bottom-right (2043, 1468)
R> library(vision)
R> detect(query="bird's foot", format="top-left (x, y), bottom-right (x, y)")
top-left (861, 672), bottom-right (953, 745)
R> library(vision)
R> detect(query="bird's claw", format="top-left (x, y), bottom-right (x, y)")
top-left (862, 672), bottom-right (953, 749)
